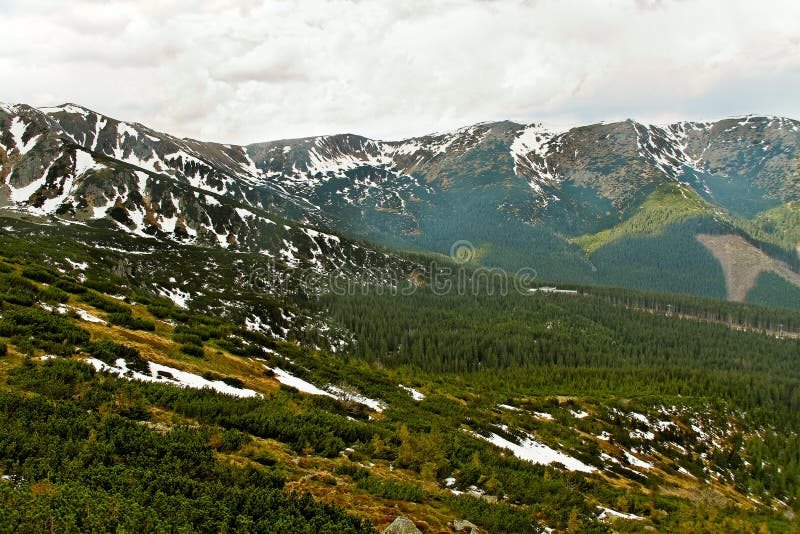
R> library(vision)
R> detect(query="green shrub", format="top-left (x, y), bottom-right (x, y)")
top-left (201, 371), bottom-right (224, 382)
top-left (0, 308), bottom-right (89, 346)
top-left (210, 337), bottom-right (246, 356)
top-left (1, 289), bottom-right (35, 306)
top-left (108, 313), bottom-right (155, 331)
top-left (222, 376), bottom-right (245, 389)
top-left (147, 304), bottom-right (172, 319)
top-left (334, 465), bottom-right (424, 502)
top-left (0, 274), bottom-right (38, 292)
top-left (11, 336), bottom-right (35, 356)
top-left (173, 332), bottom-right (203, 346)
top-left (85, 339), bottom-right (149, 374)
top-left (219, 429), bottom-right (251, 452)
top-left (81, 292), bottom-right (129, 314)
top-left (180, 344), bottom-right (204, 357)
top-left (200, 373), bottom-right (247, 390)
top-left (252, 450), bottom-right (277, 466)
top-left (83, 278), bottom-right (123, 294)
top-left (85, 339), bottom-right (140, 364)
top-left (53, 278), bottom-right (86, 294)
top-left (0, 342), bottom-right (7, 357)
top-left (174, 323), bottom-right (222, 341)
top-left (21, 266), bottom-right (55, 284)
top-left (40, 285), bottom-right (70, 304)
top-left (147, 303), bottom-right (191, 323)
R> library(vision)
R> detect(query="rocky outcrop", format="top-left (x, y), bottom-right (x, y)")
top-left (381, 515), bottom-right (422, 534)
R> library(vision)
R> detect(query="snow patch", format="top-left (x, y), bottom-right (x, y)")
top-left (399, 384), bottom-right (425, 401)
top-left (630, 412), bottom-right (650, 425)
top-left (270, 366), bottom-right (333, 397)
top-left (86, 358), bottom-right (260, 398)
top-left (623, 449), bottom-right (653, 470)
top-left (598, 507), bottom-right (644, 521)
top-left (157, 286), bottom-right (190, 309)
top-left (116, 122), bottom-right (139, 141)
top-left (65, 258), bottom-right (88, 271)
top-left (72, 307), bottom-right (105, 324)
top-left (269, 366), bottom-right (386, 411)
top-left (630, 429), bottom-right (655, 440)
top-left (470, 429), bottom-right (595, 473)
top-left (8, 164), bottom-right (51, 203)
top-left (509, 123), bottom-right (563, 205)
top-left (326, 385), bottom-right (386, 413)
top-left (677, 466), bottom-right (696, 478)
top-left (8, 117), bottom-right (39, 155)
top-left (41, 104), bottom-right (91, 118)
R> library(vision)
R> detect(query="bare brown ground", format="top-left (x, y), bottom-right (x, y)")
top-left (697, 234), bottom-right (800, 301)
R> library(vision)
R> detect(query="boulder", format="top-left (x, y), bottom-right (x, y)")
top-left (382, 515), bottom-right (422, 534)
top-left (450, 519), bottom-right (479, 533)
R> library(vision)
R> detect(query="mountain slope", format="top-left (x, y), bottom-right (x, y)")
top-left (2, 245), bottom-right (800, 532)
top-left (2, 102), bottom-right (800, 303)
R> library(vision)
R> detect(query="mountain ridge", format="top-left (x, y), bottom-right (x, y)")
top-left (2, 101), bottom-right (799, 305)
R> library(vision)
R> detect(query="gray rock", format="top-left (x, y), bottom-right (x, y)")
top-left (381, 515), bottom-right (421, 534)
top-left (450, 519), bottom-right (480, 532)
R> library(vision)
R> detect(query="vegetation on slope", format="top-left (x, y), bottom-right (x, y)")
top-left (572, 182), bottom-right (712, 254)
top-left (2, 233), bottom-right (800, 532)
top-left (751, 201), bottom-right (800, 250)
top-left (746, 271), bottom-right (800, 312)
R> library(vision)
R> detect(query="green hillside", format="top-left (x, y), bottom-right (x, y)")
top-left (749, 201), bottom-right (800, 254)
top-left (747, 271), bottom-right (800, 311)
top-left (2, 228), bottom-right (800, 532)
top-left (572, 182), bottom-right (713, 254)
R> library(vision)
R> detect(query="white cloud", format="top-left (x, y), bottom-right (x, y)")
top-left (1, 0), bottom-right (798, 144)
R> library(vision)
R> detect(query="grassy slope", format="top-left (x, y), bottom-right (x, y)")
top-left (572, 182), bottom-right (712, 254)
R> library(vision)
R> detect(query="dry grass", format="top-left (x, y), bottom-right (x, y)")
top-left (0, 345), bottom-right (25, 389)
top-left (282, 456), bottom-right (456, 532)
top-left (72, 302), bottom-right (282, 396)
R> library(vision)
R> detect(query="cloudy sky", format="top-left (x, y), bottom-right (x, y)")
top-left (2, 0), bottom-right (799, 144)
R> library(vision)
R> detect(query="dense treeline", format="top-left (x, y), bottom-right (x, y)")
top-left (317, 281), bottom-right (800, 514)
top-left (319, 286), bottom-right (800, 425)
top-left (588, 284), bottom-right (800, 332)
top-left (746, 272), bottom-right (800, 312)
top-left (590, 222), bottom-right (728, 298)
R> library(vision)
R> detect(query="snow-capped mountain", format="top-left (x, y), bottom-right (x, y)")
top-left (2, 102), bottom-right (800, 299)
top-left (0, 103), bottom-right (425, 305)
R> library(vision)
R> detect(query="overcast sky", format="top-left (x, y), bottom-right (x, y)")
top-left (2, 0), bottom-right (799, 144)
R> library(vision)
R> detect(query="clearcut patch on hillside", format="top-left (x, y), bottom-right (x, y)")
top-left (697, 234), bottom-right (800, 301)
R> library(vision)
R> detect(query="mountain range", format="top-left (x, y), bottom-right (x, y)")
top-left (2, 103), bottom-right (800, 308)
